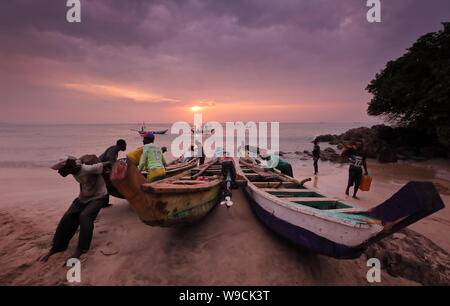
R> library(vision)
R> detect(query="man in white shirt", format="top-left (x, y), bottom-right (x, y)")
top-left (41, 156), bottom-right (111, 261)
top-left (182, 145), bottom-right (195, 163)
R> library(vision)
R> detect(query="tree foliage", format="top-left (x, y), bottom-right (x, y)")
top-left (366, 23), bottom-right (450, 135)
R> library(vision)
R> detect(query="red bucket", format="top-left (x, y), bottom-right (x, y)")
top-left (359, 174), bottom-right (372, 191)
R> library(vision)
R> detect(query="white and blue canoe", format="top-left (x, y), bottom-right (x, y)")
top-left (237, 158), bottom-right (445, 259)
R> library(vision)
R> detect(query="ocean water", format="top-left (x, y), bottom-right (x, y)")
top-left (0, 122), bottom-right (374, 169)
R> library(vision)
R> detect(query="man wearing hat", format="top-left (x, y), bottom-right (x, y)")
top-left (41, 156), bottom-right (111, 261)
top-left (258, 150), bottom-right (294, 177)
top-left (138, 132), bottom-right (167, 182)
top-left (126, 134), bottom-right (167, 166)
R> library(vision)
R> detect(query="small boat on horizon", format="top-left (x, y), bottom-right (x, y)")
top-left (237, 157), bottom-right (445, 259)
top-left (191, 124), bottom-right (215, 135)
top-left (131, 122), bottom-right (168, 135)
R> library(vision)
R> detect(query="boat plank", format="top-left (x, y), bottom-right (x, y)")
top-left (282, 197), bottom-right (337, 202)
top-left (252, 182), bottom-right (300, 188)
top-left (333, 208), bottom-right (368, 213)
top-left (261, 188), bottom-right (311, 193)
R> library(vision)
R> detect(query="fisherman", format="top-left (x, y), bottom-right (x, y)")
top-left (259, 150), bottom-right (294, 177)
top-left (341, 142), bottom-right (368, 199)
top-left (99, 139), bottom-right (127, 164)
top-left (195, 140), bottom-right (206, 165)
top-left (138, 132), bottom-right (167, 182)
top-left (99, 139), bottom-right (127, 207)
top-left (312, 140), bottom-right (320, 175)
top-left (127, 141), bottom-right (167, 167)
top-left (41, 156), bottom-right (111, 262)
top-left (182, 145), bottom-right (195, 163)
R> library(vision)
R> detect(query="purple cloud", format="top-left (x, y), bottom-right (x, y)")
top-left (0, 0), bottom-right (449, 123)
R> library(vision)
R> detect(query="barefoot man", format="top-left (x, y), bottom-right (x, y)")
top-left (341, 142), bottom-right (368, 199)
top-left (41, 156), bottom-right (111, 261)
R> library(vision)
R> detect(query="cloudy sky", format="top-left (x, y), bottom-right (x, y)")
top-left (0, 0), bottom-right (449, 124)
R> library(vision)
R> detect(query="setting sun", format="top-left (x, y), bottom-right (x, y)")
top-left (190, 106), bottom-right (201, 112)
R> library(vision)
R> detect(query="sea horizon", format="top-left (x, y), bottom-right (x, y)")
top-left (0, 121), bottom-right (384, 126)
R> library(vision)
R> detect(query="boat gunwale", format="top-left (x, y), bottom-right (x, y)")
top-left (236, 158), bottom-right (377, 229)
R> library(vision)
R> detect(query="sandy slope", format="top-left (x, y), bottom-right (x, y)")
top-left (0, 159), bottom-right (448, 286)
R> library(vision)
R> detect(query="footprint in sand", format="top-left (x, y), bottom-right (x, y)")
top-left (100, 241), bottom-right (119, 256)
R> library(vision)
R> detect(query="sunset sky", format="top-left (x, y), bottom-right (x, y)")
top-left (1, 0), bottom-right (449, 124)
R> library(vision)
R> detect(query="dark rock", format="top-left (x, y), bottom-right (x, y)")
top-left (314, 124), bottom-right (448, 163)
top-left (319, 147), bottom-right (345, 163)
top-left (303, 150), bottom-right (312, 157)
top-left (329, 137), bottom-right (340, 145)
top-left (397, 154), bottom-right (409, 161)
top-left (377, 146), bottom-right (398, 163)
top-left (371, 124), bottom-right (395, 140)
top-left (340, 127), bottom-right (373, 142)
top-left (314, 134), bottom-right (338, 143)
top-left (396, 146), bottom-right (414, 159)
top-left (365, 229), bottom-right (450, 286)
top-left (410, 156), bottom-right (427, 162)
top-left (420, 146), bottom-right (448, 158)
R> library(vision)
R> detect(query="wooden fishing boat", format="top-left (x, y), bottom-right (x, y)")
top-left (110, 157), bottom-right (243, 226)
top-left (105, 157), bottom-right (199, 199)
top-left (237, 157), bottom-right (445, 259)
top-left (135, 129), bottom-right (168, 135)
top-left (130, 122), bottom-right (168, 135)
top-left (137, 129), bottom-right (168, 135)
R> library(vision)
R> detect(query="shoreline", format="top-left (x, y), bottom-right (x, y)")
top-left (0, 158), bottom-right (449, 285)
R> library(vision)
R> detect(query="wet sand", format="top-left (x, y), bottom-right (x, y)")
top-left (0, 159), bottom-right (449, 285)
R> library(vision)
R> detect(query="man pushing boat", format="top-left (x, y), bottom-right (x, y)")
top-left (99, 139), bottom-right (127, 207)
top-left (41, 156), bottom-right (112, 262)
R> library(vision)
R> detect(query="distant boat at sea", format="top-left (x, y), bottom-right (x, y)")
top-left (131, 122), bottom-right (168, 135)
top-left (191, 124), bottom-right (215, 135)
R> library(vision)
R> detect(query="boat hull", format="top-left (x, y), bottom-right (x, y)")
top-left (106, 158), bottom-right (198, 199)
top-left (111, 159), bottom-right (221, 227)
top-left (243, 188), bottom-right (366, 259)
top-left (140, 185), bottom-right (220, 227)
top-left (138, 129), bottom-right (168, 135)
top-left (238, 158), bottom-right (445, 259)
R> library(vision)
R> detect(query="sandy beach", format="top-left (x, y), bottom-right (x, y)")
top-left (0, 158), bottom-right (448, 286)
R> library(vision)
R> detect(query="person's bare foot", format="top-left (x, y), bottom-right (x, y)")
top-left (40, 249), bottom-right (59, 262)
top-left (70, 249), bottom-right (86, 259)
